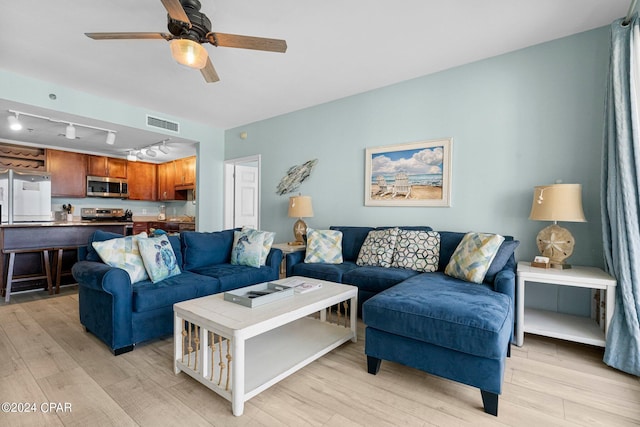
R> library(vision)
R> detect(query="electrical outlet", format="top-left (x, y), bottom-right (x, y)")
top-left (142, 209), bottom-right (147, 214)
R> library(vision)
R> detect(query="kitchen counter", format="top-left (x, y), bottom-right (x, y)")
top-left (0, 221), bottom-right (133, 228)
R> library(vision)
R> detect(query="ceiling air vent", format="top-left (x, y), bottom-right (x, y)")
top-left (146, 115), bottom-right (180, 133)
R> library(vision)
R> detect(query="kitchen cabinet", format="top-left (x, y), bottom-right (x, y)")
top-left (47, 149), bottom-right (87, 198)
top-left (132, 221), bottom-right (149, 235)
top-left (174, 156), bottom-right (196, 188)
top-left (149, 221), bottom-right (195, 233)
top-left (157, 162), bottom-right (176, 201)
top-left (127, 161), bottom-right (157, 201)
top-left (88, 155), bottom-right (127, 178)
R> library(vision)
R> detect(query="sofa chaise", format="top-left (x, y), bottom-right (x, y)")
top-left (285, 226), bottom-right (517, 415)
top-left (72, 229), bottom-right (282, 355)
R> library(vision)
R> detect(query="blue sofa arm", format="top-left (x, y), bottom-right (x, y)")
top-left (72, 260), bottom-right (134, 353)
top-left (285, 250), bottom-right (305, 277)
top-left (265, 248), bottom-right (283, 276)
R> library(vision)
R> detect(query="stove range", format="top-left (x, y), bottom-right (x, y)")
top-left (81, 208), bottom-right (132, 222)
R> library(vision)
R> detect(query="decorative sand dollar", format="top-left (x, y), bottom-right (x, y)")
top-left (536, 224), bottom-right (575, 265)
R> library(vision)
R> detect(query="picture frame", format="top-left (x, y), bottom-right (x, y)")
top-left (365, 138), bottom-right (452, 207)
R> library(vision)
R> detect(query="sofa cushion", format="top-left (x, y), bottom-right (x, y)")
top-left (242, 227), bottom-right (275, 265)
top-left (392, 230), bottom-right (440, 272)
top-left (231, 229), bottom-right (266, 268)
top-left (356, 228), bottom-right (399, 268)
top-left (305, 228), bottom-right (343, 264)
top-left (343, 265), bottom-right (421, 294)
top-left (483, 239), bottom-right (520, 283)
top-left (291, 261), bottom-right (359, 283)
top-left (138, 234), bottom-right (181, 283)
top-left (132, 271), bottom-right (220, 313)
top-left (92, 233), bottom-right (149, 284)
top-left (191, 263), bottom-right (277, 292)
top-left (363, 273), bottom-right (513, 359)
top-left (445, 233), bottom-right (505, 284)
top-left (437, 231), bottom-right (467, 271)
top-left (330, 226), bottom-right (375, 262)
top-left (85, 230), bottom-right (125, 262)
top-left (167, 235), bottom-right (183, 269)
top-left (181, 229), bottom-right (236, 270)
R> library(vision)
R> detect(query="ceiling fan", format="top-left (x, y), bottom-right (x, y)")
top-left (85, 0), bottom-right (287, 83)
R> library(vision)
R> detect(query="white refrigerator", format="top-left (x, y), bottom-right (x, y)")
top-left (0, 170), bottom-right (52, 223)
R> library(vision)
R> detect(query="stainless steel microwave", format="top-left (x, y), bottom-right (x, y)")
top-left (87, 176), bottom-right (129, 198)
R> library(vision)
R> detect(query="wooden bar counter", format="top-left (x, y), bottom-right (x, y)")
top-left (0, 222), bottom-right (130, 297)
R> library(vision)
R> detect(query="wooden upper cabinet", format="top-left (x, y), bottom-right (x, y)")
top-left (174, 156), bottom-right (196, 188)
top-left (157, 161), bottom-right (176, 201)
top-left (47, 149), bottom-right (87, 198)
top-left (87, 155), bottom-right (127, 178)
top-left (127, 161), bottom-right (157, 201)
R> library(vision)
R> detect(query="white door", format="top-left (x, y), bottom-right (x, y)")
top-left (234, 164), bottom-right (259, 229)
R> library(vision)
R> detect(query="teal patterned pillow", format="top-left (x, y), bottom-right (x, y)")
top-left (392, 230), bottom-right (440, 272)
top-left (241, 227), bottom-right (275, 265)
top-left (356, 228), bottom-right (399, 268)
top-left (231, 230), bottom-right (266, 268)
top-left (304, 228), bottom-right (343, 264)
top-left (444, 232), bottom-right (505, 284)
top-left (92, 232), bottom-right (149, 284)
top-left (138, 235), bottom-right (181, 283)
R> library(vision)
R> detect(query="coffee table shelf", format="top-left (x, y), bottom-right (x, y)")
top-left (174, 278), bottom-right (357, 416)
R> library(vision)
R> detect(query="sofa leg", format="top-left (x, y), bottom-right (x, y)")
top-left (481, 390), bottom-right (498, 416)
top-left (507, 342), bottom-right (511, 358)
top-left (113, 345), bottom-right (134, 356)
top-left (367, 356), bottom-right (381, 375)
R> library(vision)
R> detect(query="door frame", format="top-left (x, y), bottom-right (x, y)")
top-left (223, 155), bottom-right (261, 230)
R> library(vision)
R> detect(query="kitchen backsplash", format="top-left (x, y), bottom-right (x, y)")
top-left (51, 197), bottom-right (195, 219)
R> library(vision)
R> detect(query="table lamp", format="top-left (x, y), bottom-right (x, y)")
top-left (288, 195), bottom-right (313, 245)
top-left (529, 183), bottom-right (586, 269)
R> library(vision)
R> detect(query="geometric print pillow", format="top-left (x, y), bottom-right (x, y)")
top-left (444, 232), bottom-right (505, 284)
top-left (92, 232), bottom-right (149, 284)
top-left (392, 230), bottom-right (440, 272)
top-left (356, 227), bottom-right (400, 268)
top-left (304, 228), bottom-right (343, 264)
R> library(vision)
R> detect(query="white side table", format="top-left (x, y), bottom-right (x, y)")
top-left (516, 261), bottom-right (616, 347)
top-left (271, 243), bottom-right (305, 278)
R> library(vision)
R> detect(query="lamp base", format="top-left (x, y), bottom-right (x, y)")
top-left (550, 262), bottom-right (572, 270)
top-left (292, 218), bottom-right (307, 244)
top-left (536, 223), bottom-right (575, 267)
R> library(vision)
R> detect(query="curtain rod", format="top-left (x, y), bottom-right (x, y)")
top-left (624, 0), bottom-right (638, 25)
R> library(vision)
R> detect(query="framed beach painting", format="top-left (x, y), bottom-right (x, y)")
top-left (365, 138), bottom-right (452, 207)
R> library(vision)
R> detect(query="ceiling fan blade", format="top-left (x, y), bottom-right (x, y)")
top-left (200, 57), bottom-right (220, 83)
top-left (160, 0), bottom-right (191, 26)
top-left (208, 33), bottom-right (287, 53)
top-left (85, 32), bottom-right (173, 41)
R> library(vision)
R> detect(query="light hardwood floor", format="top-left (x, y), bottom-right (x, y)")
top-left (1, 288), bottom-right (639, 427)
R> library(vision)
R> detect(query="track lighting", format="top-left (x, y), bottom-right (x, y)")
top-left (136, 151), bottom-right (144, 160)
top-left (145, 147), bottom-right (157, 157)
top-left (158, 140), bottom-right (170, 154)
top-left (7, 113), bottom-right (22, 131)
top-left (127, 151), bottom-right (137, 162)
top-left (7, 109), bottom-right (117, 145)
top-left (65, 124), bottom-right (76, 140)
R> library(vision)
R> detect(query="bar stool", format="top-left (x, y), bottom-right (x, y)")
top-left (2, 248), bottom-right (54, 302)
top-left (53, 246), bottom-right (78, 294)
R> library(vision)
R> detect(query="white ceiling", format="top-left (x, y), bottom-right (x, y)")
top-left (0, 0), bottom-right (632, 157)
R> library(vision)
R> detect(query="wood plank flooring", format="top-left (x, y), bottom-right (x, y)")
top-left (0, 288), bottom-right (638, 426)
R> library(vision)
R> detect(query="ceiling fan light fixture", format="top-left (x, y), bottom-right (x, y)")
top-left (7, 113), bottom-right (22, 131)
top-left (170, 38), bottom-right (208, 69)
top-left (65, 123), bottom-right (76, 140)
top-left (105, 131), bottom-right (116, 145)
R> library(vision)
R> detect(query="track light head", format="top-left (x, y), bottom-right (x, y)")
top-left (158, 142), bottom-right (170, 154)
top-left (65, 124), bottom-right (76, 140)
top-left (145, 147), bottom-right (157, 157)
top-left (7, 113), bottom-right (22, 131)
top-left (105, 131), bottom-right (116, 145)
top-left (136, 151), bottom-right (144, 160)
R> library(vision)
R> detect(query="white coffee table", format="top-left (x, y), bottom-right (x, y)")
top-left (173, 277), bottom-right (358, 416)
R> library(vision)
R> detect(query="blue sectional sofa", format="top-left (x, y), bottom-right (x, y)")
top-left (285, 226), bottom-right (517, 416)
top-left (72, 229), bottom-right (282, 355)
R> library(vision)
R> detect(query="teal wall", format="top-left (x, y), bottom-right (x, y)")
top-left (225, 27), bottom-right (611, 316)
top-left (0, 70), bottom-right (225, 231)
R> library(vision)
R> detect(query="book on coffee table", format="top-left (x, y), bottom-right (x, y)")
top-left (286, 278), bottom-right (323, 294)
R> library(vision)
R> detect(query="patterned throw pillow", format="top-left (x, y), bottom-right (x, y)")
top-left (356, 228), bottom-right (400, 268)
top-left (231, 229), bottom-right (266, 268)
top-left (444, 232), bottom-right (505, 284)
top-left (392, 230), bottom-right (440, 272)
top-left (242, 227), bottom-right (275, 265)
top-left (92, 232), bottom-right (149, 284)
top-left (304, 228), bottom-right (343, 264)
top-left (138, 234), bottom-right (182, 283)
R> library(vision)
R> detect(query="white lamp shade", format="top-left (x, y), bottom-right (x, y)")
top-left (288, 195), bottom-right (314, 218)
top-left (529, 184), bottom-right (586, 222)
top-left (170, 39), bottom-right (208, 69)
